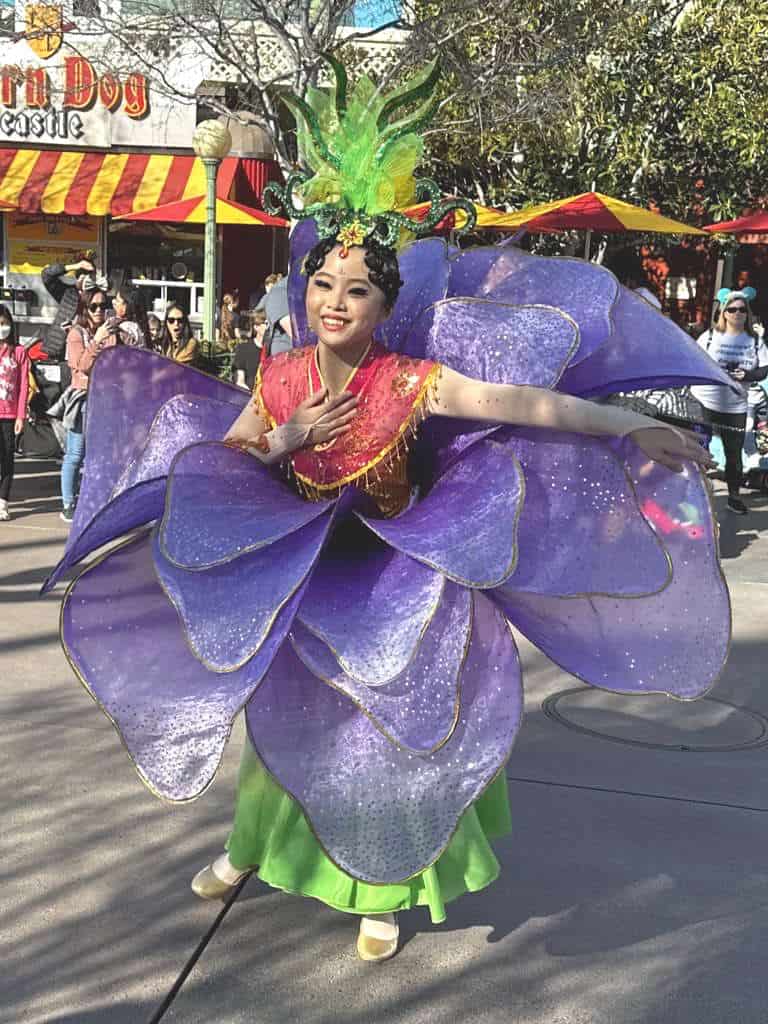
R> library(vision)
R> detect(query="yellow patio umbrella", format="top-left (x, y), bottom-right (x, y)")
top-left (489, 191), bottom-right (706, 235)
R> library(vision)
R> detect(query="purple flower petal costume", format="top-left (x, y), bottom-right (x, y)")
top-left (51, 223), bottom-right (732, 886)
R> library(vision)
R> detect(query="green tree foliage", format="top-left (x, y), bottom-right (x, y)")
top-left (420, 0), bottom-right (768, 222)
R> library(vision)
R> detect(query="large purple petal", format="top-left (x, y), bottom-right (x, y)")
top-left (114, 394), bottom-right (240, 493)
top-left (42, 479), bottom-right (166, 595)
top-left (493, 448), bottom-right (730, 698)
top-left (297, 540), bottom-right (445, 685)
top-left (61, 533), bottom-right (298, 801)
top-left (287, 219), bottom-right (319, 345)
top-left (377, 238), bottom-right (451, 356)
top-left (289, 581), bottom-right (471, 753)
top-left (420, 300), bottom-right (578, 387)
top-left (359, 439), bottom-right (524, 587)
top-left (42, 385), bottom-right (246, 593)
top-left (558, 287), bottom-right (737, 396)
top-left (495, 428), bottom-right (672, 597)
top-left (159, 442), bottom-right (332, 569)
top-left (247, 591), bottom-right (522, 883)
top-left (71, 347), bottom-right (246, 532)
top-left (446, 244), bottom-right (618, 364)
top-left (152, 508), bottom-right (335, 673)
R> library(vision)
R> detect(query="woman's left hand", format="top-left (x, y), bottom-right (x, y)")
top-left (13, 418), bottom-right (23, 436)
top-left (629, 426), bottom-right (716, 473)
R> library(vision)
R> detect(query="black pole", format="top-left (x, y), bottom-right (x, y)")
top-left (146, 872), bottom-right (252, 1024)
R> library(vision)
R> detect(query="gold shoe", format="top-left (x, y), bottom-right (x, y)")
top-left (356, 914), bottom-right (399, 963)
top-left (191, 864), bottom-right (244, 901)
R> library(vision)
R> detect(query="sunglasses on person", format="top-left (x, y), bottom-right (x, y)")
top-left (89, 301), bottom-right (109, 311)
top-left (725, 306), bottom-right (747, 313)
top-left (166, 316), bottom-right (186, 324)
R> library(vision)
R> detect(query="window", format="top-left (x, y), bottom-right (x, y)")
top-left (73, 0), bottom-right (102, 15)
top-left (0, 0), bottom-right (14, 35)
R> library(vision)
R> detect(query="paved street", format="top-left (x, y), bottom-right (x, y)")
top-left (3, 457), bottom-right (768, 1024)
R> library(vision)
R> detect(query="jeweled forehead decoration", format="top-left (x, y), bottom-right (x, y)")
top-left (263, 54), bottom-right (477, 254)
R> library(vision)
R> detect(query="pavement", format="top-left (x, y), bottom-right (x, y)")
top-left (3, 457), bottom-right (768, 1024)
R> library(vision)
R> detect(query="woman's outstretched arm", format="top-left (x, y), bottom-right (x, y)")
top-left (428, 365), bottom-right (714, 473)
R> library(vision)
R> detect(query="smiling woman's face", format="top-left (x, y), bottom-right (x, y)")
top-left (305, 245), bottom-right (389, 355)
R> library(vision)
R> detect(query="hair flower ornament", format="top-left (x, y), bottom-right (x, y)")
top-left (263, 55), bottom-right (477, 252)
top-left (336, 219), bottom-right (368, 256)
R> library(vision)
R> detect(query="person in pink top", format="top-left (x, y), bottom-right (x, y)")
top-left (60, 286), bottom-right (113, 523)
top-left (0, 304), bottom-right (29, 521)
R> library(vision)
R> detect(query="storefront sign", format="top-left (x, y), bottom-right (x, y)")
top-left (0, 107), bottom-right (85, 142)
top-left (6, 212), bottom-right (99, 281)
top-left (0, 57), bottom-right (150, 145)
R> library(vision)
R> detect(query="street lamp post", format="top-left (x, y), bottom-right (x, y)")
top-left (192, 119), bottom-right (232, 357)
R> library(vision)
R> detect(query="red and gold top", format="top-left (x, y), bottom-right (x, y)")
top-left (252, 343), bottom-right (441, 517)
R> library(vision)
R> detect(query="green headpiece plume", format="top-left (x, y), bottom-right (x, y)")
top-left (263, 55), bottom-right (477, 252)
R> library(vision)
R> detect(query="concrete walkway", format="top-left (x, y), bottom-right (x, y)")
top-left (3, 457), bottom-right (768, 1024)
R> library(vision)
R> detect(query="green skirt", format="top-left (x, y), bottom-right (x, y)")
top-left (227, 743), bottom-right (512, 924)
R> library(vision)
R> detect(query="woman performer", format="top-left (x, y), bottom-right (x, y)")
top-left (47, 59), bottom-right (733, 964)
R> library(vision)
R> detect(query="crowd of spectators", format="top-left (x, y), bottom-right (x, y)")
top-left (1, 264), bottom-right (293, 523)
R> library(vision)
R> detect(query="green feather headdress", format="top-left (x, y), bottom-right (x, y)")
top-left (263, 55), bottom-right (477, 252)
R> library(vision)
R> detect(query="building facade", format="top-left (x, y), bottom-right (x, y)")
top-left (0, 0), bottom-right (405, 338)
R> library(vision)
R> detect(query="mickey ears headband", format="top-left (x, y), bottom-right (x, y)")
top-left (717, 286), bottom-right (757, 304)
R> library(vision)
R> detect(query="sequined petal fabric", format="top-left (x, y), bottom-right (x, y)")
top-left (493, 443), bottom-right (730, 699)
top-left (422, 300), bottom-right (578, 387)
top-left (493, 428), bottom-right (672, 597)
top-left (290, 581), bottom-right (471, 752)
top-left (558, 286), bottom-right (739, 396)
top-left (114, 395), bottom-right (241, 493)
top-left (66, 347), bottom-right (247, 539)
top-left (359, 439), bottom-right (524, 587)
top-left (160, 442), bottom-right (333, 569)
top-left (297, 540), bottom-right (445, 685)
top-left (42, 479), bottom-right (166, 595)
top-left (152, 511), bottom-right (334, 673)
top-left (62, 533), bottom-right (299, 801)
top-left (53, 221), bottom-right (734, 885)
top-left (247, 592), bottom-right (522, 884)
top-left (44, 349), bottom-right (247, 592)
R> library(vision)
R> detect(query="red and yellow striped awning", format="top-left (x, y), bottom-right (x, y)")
top-left (0, 148), bottom-right (241, 216)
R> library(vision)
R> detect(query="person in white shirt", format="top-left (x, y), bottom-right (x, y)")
top-left (692, 288), bottom-right (768, 514)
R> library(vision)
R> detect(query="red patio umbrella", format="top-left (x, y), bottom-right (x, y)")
top-left (703, 211), bottom-right (768, 236)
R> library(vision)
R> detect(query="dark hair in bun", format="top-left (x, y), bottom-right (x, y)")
top-left (304, 236), bottom-right (403, 310)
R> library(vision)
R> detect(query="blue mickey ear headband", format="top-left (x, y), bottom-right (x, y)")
top-left (717, 286), bottom-right (757, 304)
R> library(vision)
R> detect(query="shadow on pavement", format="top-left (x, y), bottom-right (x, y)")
top-left (716, 490), bottom-right (768, 560)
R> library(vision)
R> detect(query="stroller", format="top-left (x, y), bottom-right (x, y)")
top-left (18, 339), bottom-right (68, 459)
top-left (744, 392), bottom-right (768, 492)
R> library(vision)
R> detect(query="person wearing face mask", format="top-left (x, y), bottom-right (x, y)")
top-left (692, 287), bottom-right (768, 514)
top-left (58, 288), bottom-right (112, 523)
top-left (0, 305), bottom-right (29, 521)
top-left (160, 305), bottom-right (198, 365)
